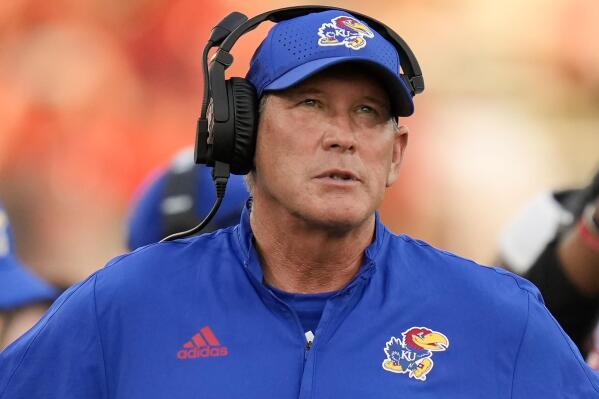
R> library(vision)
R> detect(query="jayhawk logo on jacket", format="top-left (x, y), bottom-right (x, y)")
top-left (382, 327), bottom-right (449, 381)
top-left (317, 16), bottom-right (374, 50)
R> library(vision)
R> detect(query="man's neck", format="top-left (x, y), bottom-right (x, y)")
top-left (249, 199), bottom-right (375, 294)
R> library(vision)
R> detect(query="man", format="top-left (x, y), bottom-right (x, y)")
top-left (126, 147), bottom-right (248, 250)
top-left (1, 10), bottom-right (598, 398)
top-left (0, 202), bottom-right (57, 351)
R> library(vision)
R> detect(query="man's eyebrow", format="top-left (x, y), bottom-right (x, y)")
top-left (282, 86), bottom-right (326, 97)
top-left (362, 95), bottom-right (390, 108)
top-left (282, 88), bottom-right (390, 107)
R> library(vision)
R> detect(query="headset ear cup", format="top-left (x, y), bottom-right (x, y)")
top-left (229, 77), bottom-right (258, 175)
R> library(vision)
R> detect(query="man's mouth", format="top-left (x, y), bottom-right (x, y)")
top-left (316, 169), bottom-right (360, 182)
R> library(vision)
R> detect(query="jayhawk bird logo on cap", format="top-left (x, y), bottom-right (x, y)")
top-left (382, 327), bottom-right (449, 381)
top-left (317, 16), bottom-right (374, 50)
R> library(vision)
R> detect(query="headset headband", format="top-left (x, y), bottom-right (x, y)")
top-left (201, 6), bottom-right (424, 120)
top-left (218, 6), bottom-right (423, 94)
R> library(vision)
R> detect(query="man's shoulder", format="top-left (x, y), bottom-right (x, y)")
top-left (98, 226), bottom-right (241, 290)
top-left (385, 233), bottom-right (543, 303)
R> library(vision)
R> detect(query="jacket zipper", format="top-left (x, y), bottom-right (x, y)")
top-left (304, 331), bottom-right (314, 360)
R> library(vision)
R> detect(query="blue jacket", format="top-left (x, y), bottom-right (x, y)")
top-left (1, 207), bottom-right (598, 398)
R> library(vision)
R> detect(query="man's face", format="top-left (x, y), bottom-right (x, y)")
top-left (252, 66), bottom-right (409, 231)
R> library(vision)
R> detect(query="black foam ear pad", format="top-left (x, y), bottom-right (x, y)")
top-left (228, 77), bottom-right (258, 175)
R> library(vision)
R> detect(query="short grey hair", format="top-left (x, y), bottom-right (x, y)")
top-left (258, 94), bottom-right (269, 113)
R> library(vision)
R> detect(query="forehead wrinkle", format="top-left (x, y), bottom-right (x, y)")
top-left (362, 95), bottom-right (390, 109)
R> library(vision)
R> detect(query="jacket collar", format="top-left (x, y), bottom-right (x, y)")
top-left (235, 200), bottom-right (388, 286)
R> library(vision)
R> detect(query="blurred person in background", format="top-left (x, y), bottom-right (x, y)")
top-left (497, 167), bottom-right (599, 364)
top-left (0, 202), bottom-right (57, 351)
top-left (494, 0), bottom-right (599, 357)
top-left (126, 146), bottom-right (249, 250)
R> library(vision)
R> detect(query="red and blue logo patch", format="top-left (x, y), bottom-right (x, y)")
top-left (317, 16), bottom-right (374, 50)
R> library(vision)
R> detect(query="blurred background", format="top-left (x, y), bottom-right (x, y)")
top-left (0, 0), bottom-right (598, 288)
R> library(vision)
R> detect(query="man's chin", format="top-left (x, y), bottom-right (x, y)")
top-left (293, 206), bottom-right (373, 233)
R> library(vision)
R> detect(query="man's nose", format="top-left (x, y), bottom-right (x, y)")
top-left (321, 115), bottom-right (357, 153)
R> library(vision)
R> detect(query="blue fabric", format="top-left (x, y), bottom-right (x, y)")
top-left (267, 284), bottom-right (337, 334)
top-left (0, 202), bottom-right (57, 309)
top-left (246, 10), bottom-right (414, 116)
top-left (126, 149), bottom-right (248, 250)
top-left (2, 206), bottom-right (599, 398)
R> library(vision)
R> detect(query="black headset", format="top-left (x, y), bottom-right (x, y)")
top-left (162, 6), bottom-right (424, 242)
top-left (194, 5), bottom-right (424, 176)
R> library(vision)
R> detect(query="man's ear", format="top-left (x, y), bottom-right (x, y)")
top-left (386, 125), bottom-right (409, 187)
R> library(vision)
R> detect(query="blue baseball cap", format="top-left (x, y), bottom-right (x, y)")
top-left (246, 10), bottom-right (414, 116)
top-left (126, 147), bottom-right (249, 250)
top-left (0, 202), bottom-right (58, 310)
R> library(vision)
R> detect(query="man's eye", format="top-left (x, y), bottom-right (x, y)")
top-left (302, 99), bottom-right (320, 107)
top-left (358, 105), bottom-right (375, 114)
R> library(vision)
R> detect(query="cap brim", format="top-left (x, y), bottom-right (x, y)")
top-left (263, 56), bottom-right (414, 117)
top-left (0, 256), bottom-right (58, 309)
